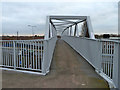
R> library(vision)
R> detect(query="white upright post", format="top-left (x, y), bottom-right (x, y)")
top-left (113, 43), bottom-right (119, 88)
top-left (86, 16), bottom-right (95, 39)
top-left (13, 41), bottom-right (16, 70)
top-left (42, 40), bottom-right (48, 75)
top-left (45, 16), bottom-right (50, 40)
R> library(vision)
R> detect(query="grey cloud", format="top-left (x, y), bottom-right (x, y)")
top-left (2, 2), bottom-right (118, 35)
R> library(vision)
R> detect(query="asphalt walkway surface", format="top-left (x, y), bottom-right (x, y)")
top-left (2, 39), bottom-right (109, 88)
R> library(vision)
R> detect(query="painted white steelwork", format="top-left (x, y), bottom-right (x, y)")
top-left (1, 40), bottom-right (43, 73)
top-left (61, 36), bottom-right (120, 88)
top-left (45, 16), bottom-right (95, 39)
top-left (1, 16), bottom-right (119, 89)
top-left (0, 36), bottom-right (57, 75)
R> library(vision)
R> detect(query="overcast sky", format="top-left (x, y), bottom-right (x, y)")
top-left (2, 1), bottom-right (119, 36)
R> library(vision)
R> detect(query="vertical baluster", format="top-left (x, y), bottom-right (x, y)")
top-left (109, 42), bottom-right (111, 78)
top-left (4, 41), bottom-right (6, 66)
top-left (33, 41), bottom-right (34, 69)
top-left (102, 42), bottom-right (104, 72)
top-left (13, 41), bottom-right (16, 69)
top-left (107, 42), bottom-right (109, 75)
top-left (28, 41), bottom-right (29, 68)
top-left (30, 42), bottom-right (32, 68)
top-left (41, 41), bottom-right (43, 70)
top-left (38, 41), bottom-right (40, 69)
top-left (8, 41), bottom-right (9, 66)
top-left (9, 41), bottom-right (11, 66)
top-left (3, 41), bottom-right (4, 65)
top-left (5, 41), bottom-right (6, 65)
top-left (9, 41), bottom-right (10, 66)
top-left (10, 41), bottom-right (12, 66)
top-left (23, 42), bottom-right (25, 68)
top-left (6, 42), bottom-right (8, 66)
top-left (2, 41), bottom-right (3, 65)
top-left (5, 41), bottom-right (7, 66)
top-left (106, 42), bottom-right (108, 75)
top-left (16, 42), bottom-right (18, 67)
top-left (21, 41), bottom-right (23, 67)
top-left (103, 42), bottom-right (105, 54)
top-left (104, 42), bottom-right (107, 74)
top-left (36, 41), bottom-right (37, 69)
top-left (103, 42), bottom-right (106, 73)
top-left (105, 42), bottom-right (106, 54)
top-left (11, 41), bottom-right (13, 67)
top-left (105, 55), bottom-right (107, 75)
top-left (26, 42), bottom-right (27, 68)
top-left (111, 43), bottom-right (115, 79)
top-left (108, 42), bottom-right (110, 77)
top-left (32, 41), bottom-right (34, 69)
top-left (110, 42), bottom-right (112, 77)
top-left (103, 55), bottom-right (105, 73)
top-left (18, 42), bottom-right (20, 67)
top-left (7, 42), bottom-right (8, 66)
top-left (7, 41), bottom-right (9, 66)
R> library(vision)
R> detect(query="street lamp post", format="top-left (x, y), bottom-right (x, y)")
top-left (28, 25), bottom-right (36, 39)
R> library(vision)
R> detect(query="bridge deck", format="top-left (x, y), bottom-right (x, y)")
top-left (2, 39), bottom-right (109, 88)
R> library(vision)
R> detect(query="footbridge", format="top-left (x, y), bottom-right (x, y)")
top-left (1, 16), bottom-right (120, 88)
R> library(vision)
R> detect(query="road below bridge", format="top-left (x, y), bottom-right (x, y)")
top-left (2, 39), bottom-right (109, 88)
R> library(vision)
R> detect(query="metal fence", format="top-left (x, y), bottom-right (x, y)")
top-left (101, 41), bottom-right (114, 79)
top-left (62, 36), bottom-right (120, 88)
top-left (0, 37), bottom-right (57, 75)
top-left (42, 36), bottom-right (57, 74)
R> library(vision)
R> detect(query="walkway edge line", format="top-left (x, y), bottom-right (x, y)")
top-left (0, 68), bottom-right (45, 75)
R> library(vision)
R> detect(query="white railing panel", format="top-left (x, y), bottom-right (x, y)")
top-left (101, 41), bottom-right (115, 79)
top-left (62, 36), bottom-right (120, 88)
top-left (62, 36), bottom-right (101, 70)
top-left (1, 37), bottom-right (57, 75)
top-left (42, 36), bottom-right (57, 75)
top-left (1, 40), bottom-right (44, 73)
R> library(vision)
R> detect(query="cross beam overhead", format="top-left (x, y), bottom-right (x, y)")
top-left (45, 16), bottom-right (95, 40)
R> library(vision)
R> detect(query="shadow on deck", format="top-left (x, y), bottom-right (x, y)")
top-left (2, 39), bottom-right (109, 88)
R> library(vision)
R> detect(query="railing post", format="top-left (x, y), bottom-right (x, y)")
top-left (42, 40), bottom-right (48, 75)
top-left (13, 41), bottom-right (16, 70)
top-left (97, 40), bottom-right (102, 72)
top-left (112, 43), bottom-right (119, 88)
